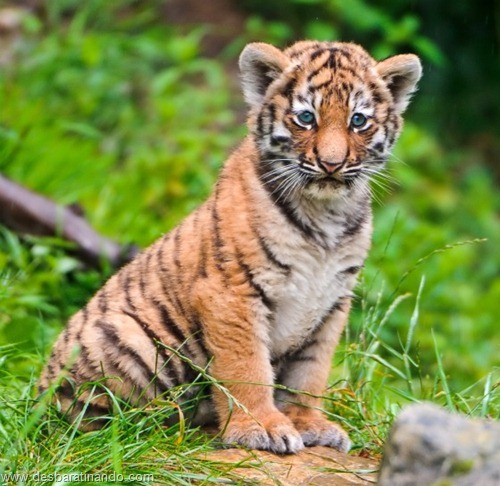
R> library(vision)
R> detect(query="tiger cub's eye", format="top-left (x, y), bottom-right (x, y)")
top-left (350, 113), bottom-right (367, 128)
top-left (296, 110), bottom-right (315, 127)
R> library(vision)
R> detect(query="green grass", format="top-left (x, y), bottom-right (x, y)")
top-left (0, 253), bottom-right (497, 482)
top-left (0, 360), bottom-right (244, 484)
top-left (0, 1), bottom-right (499, 484)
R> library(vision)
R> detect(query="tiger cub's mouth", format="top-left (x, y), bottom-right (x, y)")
top-left (302, 165), bottom-right (365, 186)
top-left (315, 175), bottom-right (348, 186)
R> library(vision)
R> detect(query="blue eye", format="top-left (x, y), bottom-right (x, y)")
top-left (351, 113), bottom-right (367, 128)
top-left (296, 110), bottom-right (315, 126)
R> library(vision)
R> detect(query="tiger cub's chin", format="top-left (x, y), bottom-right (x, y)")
top-left (302, 177), bottom-right (353, 200)
top-left (39, 39), bottom-right (421, 454)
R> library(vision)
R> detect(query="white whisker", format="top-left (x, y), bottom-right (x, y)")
top-left (271, 171), bottom-right (300, 203)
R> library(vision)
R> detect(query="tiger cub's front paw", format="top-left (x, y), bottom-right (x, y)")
top-left (287, 411), bottom-right (351, 452)
top-left (222, 411), bottom-right (304, 454)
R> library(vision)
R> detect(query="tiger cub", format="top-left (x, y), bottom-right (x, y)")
top-left (40, 40), bottom-right (421, 454)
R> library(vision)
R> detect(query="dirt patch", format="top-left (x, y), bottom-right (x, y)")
top-left (203, 446), bottom-right (378, 485)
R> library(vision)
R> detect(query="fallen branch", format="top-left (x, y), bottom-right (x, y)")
top-left (0, 174), bottom-right (138, 268)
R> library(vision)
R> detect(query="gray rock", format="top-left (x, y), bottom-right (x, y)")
top-left (378, 403), bottom-right (500, 486)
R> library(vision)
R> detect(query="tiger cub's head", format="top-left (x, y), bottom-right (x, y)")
top-left (239, 41), bottom-right (422, 201)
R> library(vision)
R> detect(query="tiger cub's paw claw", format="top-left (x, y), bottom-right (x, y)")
top-left (292, 415), bottom-right (351, 453)
top-left (223, 413), bottom-right (304, 454)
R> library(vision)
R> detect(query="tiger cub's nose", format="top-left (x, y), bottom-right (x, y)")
top-left (319, 160), bottom-right (344, 174)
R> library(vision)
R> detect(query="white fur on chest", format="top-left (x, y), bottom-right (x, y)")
top-left (271, 255), bottom-right (346, 355)
top-left (254, 194), bottom-right (372, 358)
top-left (269, 240), bottom-right (365, 357)
top-left (250, 184), bottom-right (372, 357)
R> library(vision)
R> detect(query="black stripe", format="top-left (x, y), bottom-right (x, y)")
top-left (289, 42), bottom-right (321, 59)
top-left (312, 145), bottom-right (321, 165)
top-left (308, 48), bottom-right (343, 79)
top-left (296, 94), bottom-right (307, 104)
top-left (266, 103), bottom-right (276, 136)
top-left (96, 320), bottom-right (145, 367)
top-left (318, 300), bottom-right (344, 327)
top-left (45, 361), bottom-right (56, 380)
top-left (155, 303), bottom-right (186, 348)
top-left (286, 355), bottom-right (316, 364)
top-left (211, 195), bottom-right (225, 272)
top-left (255, 231), bottom-right (290, 273)
top-left (257, 111), bottom-right (264, 136)
top-left (120, 270), bottom-right (136, 311)
top-left (139, 251), bottom-right (153, 298)
top-left (372, 91), bottom-right (383, 104)
top-left (197, 234), bottom-right (208, 278)
top-left (283, 78), bottom-right (297, 102)
top-left (121, 309), bottom-right (185, 386)
top-left (341, 81), bottom-right (351, 93)
top-left (257, 158), bottom-right (326, 245)
top-left (270, 135), bottom-right (291, 147)
top-left (240, 169), bottom-right (290, 273)
top-left (49, 352), bottom-right (68, 378)
top-left (81, 305), bottom-right (89, 324)
top-left (78, 346), bottom-right (125, 391)
top-left (326, 51), bottom-right (337, 70)
top-left (95, 320), bottom-right (173, 391)
top-left (173, 226), bottom-right (182, 272)
top-left (122, 308), bottom-right (165, 349)
top-left (156, 239), bottom-right (189, 318)
top-left (210, 191), bottom-right (237, 288)
top-left (192, 209), bottom-right (208, 279)
top-left (98, 289), bottom-right (107, 313)
top-left (80, 343), bottom-right (106, 377)
top-left (307, 65), bottom-right (326, 81)
top-left (310, 48), bottom-right (328, 62)
top-left (277, 338), bottom-right (318, 369)
top-left (271, 194), bottom-right (318, 242)
top-left (62, 327), bottom-right (70, 346)
top-left (342, 210), bottom-right (369, 238)
top-left (298, 153), bottom-right (314, 168)
top-left (172, 225), bottom-right (189, 299)
top-left (191, 319), bottom-right (211, 358)
top-left (275, 299), bottom-right (346, 366)
top-left (56, 378), bottom-right (76, 400)
top-left (341, 265), bottom-right (363, 275)
top-left (353, 90), bottom-right (363, 104)
top-left (75, 308), bottom-right (87, 341)
top-left (154, 302), bottom-right (207, 376)
top-left (337, 48), bottom-right (352, 62)
top-left (80, 401), bottom-right (110, 418)
top-left (235, 250), bottom-right (274, 311)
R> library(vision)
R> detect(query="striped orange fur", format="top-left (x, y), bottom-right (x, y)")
top-left (39, 40), bottom-right (421, 454)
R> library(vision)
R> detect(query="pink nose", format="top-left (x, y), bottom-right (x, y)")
top-left (319, 161), bottom-right (343, 174)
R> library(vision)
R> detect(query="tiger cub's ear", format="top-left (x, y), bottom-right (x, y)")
top-left (239, 43), bottom-right (288, 108)
top-left (376, 54), bottom-right (422, 115)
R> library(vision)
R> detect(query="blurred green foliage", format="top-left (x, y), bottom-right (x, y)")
top-left (241, 0), bottom-right (444, 63)
top-left (1, 0), bottom-right (236, 246)
top-left (0, 229), bottom-right (104, 374)
top-left (0, 0), bottom-right (498, 404)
